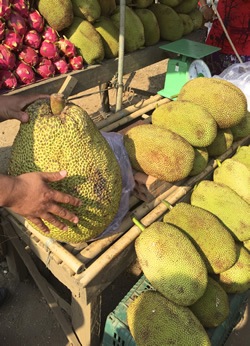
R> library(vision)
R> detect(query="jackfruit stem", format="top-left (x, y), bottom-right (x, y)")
top-left (50, 93), bottom-right (66, 115)
top-left (162, 200), bottom-right (173, 209)
top-left (131, 216), bottom-right (146, 231)
top-left (216, 159), bottom-right (222, 167)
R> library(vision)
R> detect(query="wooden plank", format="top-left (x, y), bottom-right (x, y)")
top-left (58, 75), bottom-right (78, 98)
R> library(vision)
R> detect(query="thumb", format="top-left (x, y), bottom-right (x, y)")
top-left (42, 170), bottom-right (68, 183)
top-left (16, 111), bottom-right (29, 123)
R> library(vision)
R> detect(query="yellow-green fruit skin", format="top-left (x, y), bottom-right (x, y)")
top-left (151, 100), bottom-right (217, 147)
top-left (111, 6), bottom-right (145, 53)
top-left (98, 0), bottom-right (116, 16)
top-left (231, 111), bottom-right (250, 140)
top-left (218, 243), bottom-right (250, 293)
top-left (37, 0), bottom-right (74, 31)
top-left (173, 0), bottom-right (199, 14)
top-left (133, 0), bottom-right (154, 8)
top-left (213, 159), bottom-right (250, 204)
top-left (206, 128), bottom-right (233, 157)
top-left (231, 145), bottom-right (250, 170)
top-left (127, 290), bottom-right (211, 346)
top-left (94, 17), bottom-right (119, 59)
top-left (8, 100), bottom-right (122, 243)
top-left (149, 3), bottom-right (184, 41)
top-left (163, 202), bottom-right (237, 274)
top-left (189, 147), bottom-right (209, 176)
top-left (135, 222), bottom-right (208, 306)
top-left (71, 0), bottom-right (101, 22)
top-left (134, 9), bottom-right (160, 46)
top-left (178, 78), bottom-right (247, 129)
top-left (124, 124), bottom-right (195, 182)
top-left (179, 13), bottom-right (194, 35)
top-left (188, 8), bottom-right (204, 30)
top-left (63, 17), bottom-right (105, 65)
top-left (190, 277), bottom-right (230, 328)
top-left (191, 180), bottom-right (250, 242)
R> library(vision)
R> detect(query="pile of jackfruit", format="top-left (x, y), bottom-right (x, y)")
top-left (127, 144), bottom-right (250, 345)
top-left (124, 77), bottom-right (250, 181)
top-left (37, 0), bottom-right (204, 65)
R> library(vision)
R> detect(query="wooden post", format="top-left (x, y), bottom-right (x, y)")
top-left (99, 82), bottom-right (110, 114)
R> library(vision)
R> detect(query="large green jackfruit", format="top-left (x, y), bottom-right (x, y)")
top-left (133, 0), bottom-right (154, 8)
top-left (151, 100), bottom-right (217, 147)
top-left (217, 243), bottom-right (250, 293)
top-left (191, 180), bottom-right (250, 241)
top-left (94, 17), bottom-right (119, 59)
top-left (159, 0), bottom-right (183, 7)
top-left (135, 221), bottom-right (208, 306)
top-left (190, 277), bottom-right (229, 328)
top-left (98, 0), bottom-right (116, 16)
top-left (111, 6), bottom-right (145, 53)
top-left (37, 0), bottom-right (74, 31)
top-left (127, 290), bottom-right (211, 346)
top-left (124, 124), bottom-right (195, 182)
top-left (71, 0), bottom-right (101, 22)
top-left (230, 111), bottom-right (250, 141)
top-left (134, 9), bottom-right (160, 46)
top-left (178, 78), bottom-right (248, 129)
top-left (174, 0), bottom-right (199, 14)
top-left (179, 13), bottom-right (194, 35)
top-left (149, 3), bottom-right (184, 41)
top-left (189, 147), bottom-right (209, 176)
top-left (163, 202), bottom-right (237, 274)
top-left (188, 8), bottom-right (204, 30)
top-left (213, 159), bottom-right (250, 204)
top-left (231, 145), bottom-right (250, 170)
top-left (8, 95), bottom-right (122, 243)
top-left (63, 17), bottom-right (105, 65)
top-left (206, 128), bottom-right (234, 157)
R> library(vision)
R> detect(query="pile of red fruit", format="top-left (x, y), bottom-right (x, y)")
top-left (0, 0), bottom-right (84, 91)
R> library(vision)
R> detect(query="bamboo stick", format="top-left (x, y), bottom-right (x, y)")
top-left (5, 222), bottom-right (81, 346)
top-left (4, 210), bottom-right (85, 274)
top-left (100, 97), bottom-right (171, 132)
top-left (96, 94), bottom-right (162, 129)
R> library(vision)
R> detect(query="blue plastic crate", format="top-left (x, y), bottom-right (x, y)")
top-left (102, 275), bottom-right (249, 346)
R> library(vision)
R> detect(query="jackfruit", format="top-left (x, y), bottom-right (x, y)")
top-left (231, 145), bottom-right (250, 170)
top-left (163, 202), bottom-right (236, 273)
top-left (188, 8), bottom-right (204, 30)
top-left (63, 17), bottom-right (105, 65)
top-left (133, 0), bottom-right (154, 8)
top-left (134, 9), bottom-right (160, 46)
top-left (159, 0), bottom-right (183, 7)
top-left (178, 78), bottom-right (247, 129)
top-left (71, 0), bottom-right (101, 22)
top-left (244, 239), bottom-right (250, 252)
top-left (94, 17), bottom-right (119, 59)
top-left (217, 243), bottom-right (250, 293)
top-left (135, 221), bottom-right (208, 306)
top-left (37, 0), bottom-right (74, 31)
top-left (127, 290), bottom-right (211, 346)
top-left (174, 0), bottom-right (199, 14)
top-left (8, 94), bottom-right (122, 243)
top-left (98, 0), bottom-right (116, 16)
top-left (191, 180), bottom-right (250, 242)
top-left (206, 128), bottom-right (233, 157)
top-left (230, 111), bottom-right (250, 140)
top-left (149, 3), bottom-right (184, 41)
top-left (179, 13), bottom-right (194, 35)
top-left (189, 147), bottom-right (209, 176)
top-left (190, 277), bottom-right (230, 328)
top-left (124, 124), bottom-right (195, 182)
top-left (111, 6), bottom-right (145, 53)
top-left (213, 159), bottom-right (250, 204)
top-left (151, 100), bottom-right (217, 147)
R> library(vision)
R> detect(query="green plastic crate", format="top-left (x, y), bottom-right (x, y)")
top-left (102, 275), bottom-right (249, 346)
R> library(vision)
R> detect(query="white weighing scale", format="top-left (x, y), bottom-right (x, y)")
top-left (158, 38), bottom-right (221, 99)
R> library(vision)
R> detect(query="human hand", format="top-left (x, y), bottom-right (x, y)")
top-left (0, 94), bottom-right (49, 123)
top-left (5, 170), bottom-right (82, 234)
top-left (200, 5), bottom-right (215, 22)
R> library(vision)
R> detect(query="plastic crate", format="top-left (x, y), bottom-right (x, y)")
top-left (102, 275), bottom-right (249, 346)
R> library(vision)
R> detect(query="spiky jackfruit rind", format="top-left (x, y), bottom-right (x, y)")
top-left (133, 0), bottom-right (154, 8)
top-left (134, 9), bottom-right (160, 46)
top-left (135, 222), bottom-right (208, 306)
top-left (37, 0), bottom-right (74, 31)
top-left (151, 100), bottom-right (218, 147)
top-left (189, 147), bottom-right (209, 176)
top-left (230, 112), bottom-right (250, 140)
top-left (163, 202), bottom-right (237, 274)
top-left (71, 0), bottom-right (101, 22)
top-left (207, 128), bottom-right (233, 157)
top-left (63, 17), bottom-right (105, 65)
top-left (124, 124), bottom-right (195, 182)
top-left (178, 78), bottom-right (247, 129)
top-left (127, 290), bottom-right (211, 346)
top-left (178, 13), bottom-right (194, 35)
top-left (8, 99), bottom-right (122, 243)
top-left (173, 0), bottom-right (199, 14)
top-left (190, 277), bottom-right (230, 328)
top-left (149, 3), bottom-right (184, 41)
top-left (231, 145), bottom-right (250, 170)
top-left (98, 0), bottom-right (116, 16)
top-left (94, 16), bottom-right (119, 59)
top-left (191, 180), bottom-right (250, 242)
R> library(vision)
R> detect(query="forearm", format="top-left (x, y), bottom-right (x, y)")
top-left (0, 174), bottom-right (16, 207)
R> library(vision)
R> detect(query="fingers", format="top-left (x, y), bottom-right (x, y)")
top-left (42, 170), bottom-right (68, 182)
